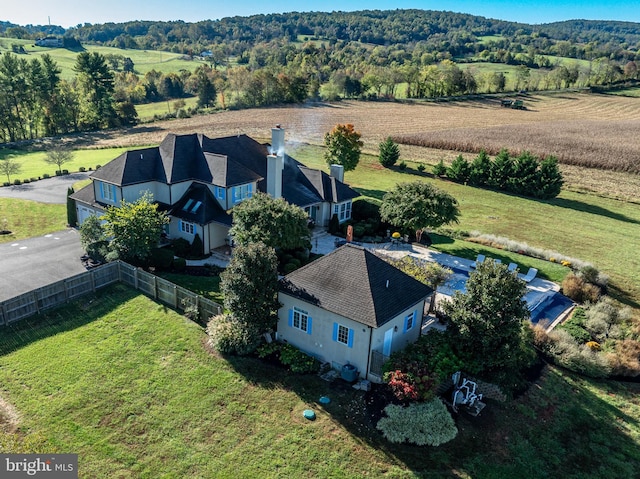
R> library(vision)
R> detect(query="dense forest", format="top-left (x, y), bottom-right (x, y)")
top-left (1, 9), bottom-right (639, 143)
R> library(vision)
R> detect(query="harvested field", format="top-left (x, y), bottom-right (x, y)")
top-left (393, 120), bottom-right (640, 174)
top-left (33, 91), bottom-right (639, 200)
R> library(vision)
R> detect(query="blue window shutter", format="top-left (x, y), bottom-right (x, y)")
top-left (288, 309), bottom-right (293, 327)
top-left (414, 310), bottom-right (419, 330)
top-left (307, 317), bottom-right (312, 335)
top-left (111, 184), bottom-right (116, 201)
top-left (99, 182), bottom-right (104, 199)
top-left (403, 316), bottom-right (409, 333)
top-left (248, 184), bottom-right (253, 197)
top-left (332, 322), bottom-right (338, 342)
top-left (347, 329), bottom-right (354, 348)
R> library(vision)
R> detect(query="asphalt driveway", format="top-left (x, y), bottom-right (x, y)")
top-left (0, 229), bottom-right (86, 302)
top-left (0, 172), bottom-right (90, 204)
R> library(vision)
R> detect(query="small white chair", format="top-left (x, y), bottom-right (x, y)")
top-left (508, 262), bottom-right (518, 272)
top-left (519, 267), bottom-right (538, 283)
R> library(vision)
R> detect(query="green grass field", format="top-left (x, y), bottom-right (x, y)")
top-left (0, 147), bottom-right (131, 182)
top-left (0, 199), bottom-right (66, 240)
top-left (0, 39), bottom-right (206, 79)
top-left (135, 96), bottom-right (199, 121)
top-left (1, 284), bottom-right (639, 477)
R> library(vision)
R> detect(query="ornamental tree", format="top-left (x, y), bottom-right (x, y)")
top-left (380, 181), bottom-right (460, 241)
top-left (442, 260), bottom-right (536, 389)
top-left (324, 123), bottom-right (363, 172)
top-left (44, 147), bottom-right (73, 174)
top-left (229, 192), bottom-right (311, 251)
top-left (102, 191), bottom-right (168, 264)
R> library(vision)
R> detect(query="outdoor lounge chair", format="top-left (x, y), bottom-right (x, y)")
top-left (470, 254), bottom-right (485, 268)
top-left (519, 267), bottom-right (538, 283)
top-left (507, 262), bottom-right (518, 272)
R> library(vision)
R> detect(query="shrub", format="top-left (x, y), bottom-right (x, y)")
top-left (352, 198), bottom-right (381, 222)
top-left (398, 161), bottom-right (407, 171)
top-left (43, 173), bottom-right (50, 178)
top-left (432, 159), bottom-right (447, 176)
top-left (328, 214), bottom-right (340, 235)
top-left (607, 340), bottom-right (640, 377)
top-left (22, 179), bottom-right (30, 183)
top-left (2, 182), bottom-right (9, 187)
top-left (13, 179), bottom-right (21, 185)
top-left (55, 170), bottom-right (62, 176)
top-left (546, 329), bottom-right (611, 378)
top-left (172, 257), bottom-right (186, 271)
top-left (279, 343), bottom-right (321, 373)
top-left (79, 167), bottom-right (86, 172)
top-left (62, 169), bottom-right (69, 175)
top-left (86, 240), bottom-right (109, 263)
top-left (417, 164), bottom-right (426, 172)
top-left (150, 247), bottom-right (174, 270)
top-left (579, 265), bottom-right (600, 284)
top-left (190, 233), bottom-right (204, 258)
top-left (558, 308), bottom-right (592, 343)
top-left (30, 177), bottom-right (37, 182)
top-left (562, 273), bottom-right (599, 303)
top-left (206, 314), bottom-right (262, 356)
top-left (283, 262), bottom-right (298, 274)
top-left (584, 298), bottom-right (628, 343)
top-left (171, 238), bottom-right (191, 257)
top-left (96, 165), bottom-right (102, 169)
top-left (376, 400), bottom-right (457, 446)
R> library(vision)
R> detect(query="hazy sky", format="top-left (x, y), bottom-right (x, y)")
top-left (2, 0), bottom-right (638, 28)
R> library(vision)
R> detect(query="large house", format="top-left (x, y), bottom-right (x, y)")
top-left (277, 244), bottom-right (433, 383)
top-left (71, 126), bottom-right (360, 252)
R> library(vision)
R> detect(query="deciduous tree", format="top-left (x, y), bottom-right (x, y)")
top-left (102, 192), bottom-right (168, 264)
top-left (442, 260), bottom-right (536, 389)
top-left (44, 147), bottom-right (74, 174)
top-left (324, 123), bottom-right (363, 172)
top-left (229, 192), bottom-right (311, 251)
top-left (380, 181), bottom-right (460, 241)
top-left (0, 156), bottom-right (22, 183)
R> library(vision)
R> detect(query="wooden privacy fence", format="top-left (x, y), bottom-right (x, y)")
top-left (0, 261), bottom-right (222, 326)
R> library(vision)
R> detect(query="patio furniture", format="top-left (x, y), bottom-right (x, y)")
top-left (470, 254), bottom-right (485, 268)
top-left (508, 262), bottom-right (518, 272)
top-left (519, 267), bottom-right (538, 283)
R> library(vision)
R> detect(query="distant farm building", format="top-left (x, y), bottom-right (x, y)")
top-left (35, 37), bottom-right (63, 47)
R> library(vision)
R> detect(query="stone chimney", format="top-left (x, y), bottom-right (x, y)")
top-left (267, 126), bottom-right (285, 198)
top-left (330, 164), bottom-right (344, 183)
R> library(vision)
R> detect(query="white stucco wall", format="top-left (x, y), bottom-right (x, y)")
top-left (277, 293), bottom-right (429, 382)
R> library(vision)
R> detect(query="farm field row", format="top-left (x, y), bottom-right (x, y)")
top-left (1, 284), bottom-right (639, 477)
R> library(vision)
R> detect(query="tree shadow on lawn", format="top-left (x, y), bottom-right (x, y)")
top-left (354, 188), bottom-right (387, 201)
top-left (549, 196), bottom-right (640, 225)
top-left (0, 284), bottom-right (138, 357)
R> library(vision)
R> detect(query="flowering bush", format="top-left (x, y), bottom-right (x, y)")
top-left (586, 341), bottom-right (601, 351)
top-left (384, 363), bottom-right (438, 402)
top-left (561, 260), bottom-right (572, 268)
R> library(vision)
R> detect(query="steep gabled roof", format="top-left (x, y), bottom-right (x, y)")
top-left (279, 244), bottom-right (432, 328)
top-left (167, 183), bottom-right (232, 226)
top-left (205, 152), bottom-right (263, 187)
top-left (297, 165), bottom-right (360, 204)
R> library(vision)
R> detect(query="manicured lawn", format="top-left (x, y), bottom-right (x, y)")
top-left (1, 285), bottom-right (639, 477)
top-left (0, 147), bottom-right (131, 183)
top-left (0, 199), bottom-right (66, 242)
top-left (158, 271), bottom-right (224, 304)
top-left (292, 144), bottom-right (640, 307)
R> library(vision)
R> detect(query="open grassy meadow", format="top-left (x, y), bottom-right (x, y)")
top-left (1, 284), bottom-right (639, 478)
top-left (0, 38), bottom-right (207, 79)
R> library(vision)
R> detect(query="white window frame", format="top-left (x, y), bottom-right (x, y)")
top-left (215, 186), bottom-right (226, 200)
top-left (337, 324), bottom-right (349, 345)
top-left (232, 183), bottom-right (253, 204)
top-left (405, 312), bottom-right (414, 331)
top-left (333, 200), bottom-right (352, 222)
top-left (180, 220), bottom-right (195, 235)
top-left (101, 182), bottom-right (116, 202)
top-left (292, 307), bottom-right (309, 333)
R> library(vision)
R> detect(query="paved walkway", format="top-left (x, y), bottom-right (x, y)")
top-left (0, 172), bottom-right (89, 204)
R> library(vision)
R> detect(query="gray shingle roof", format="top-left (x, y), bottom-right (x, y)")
top-left (279, 244), bottom-right (432, 328)
top-left (167, 183), bottom-right (231, 226)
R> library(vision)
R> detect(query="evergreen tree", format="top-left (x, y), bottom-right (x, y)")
top-left (379, 137), bottom-right (400, 168)
top-left (489, 148), bottom-right (514, 190)
top-left (446, 155), bottom-right (470, 183)
top-left (535, 155), bottom-right (564, 199)
top-left (66, 187), bottom-right (77, 227)
top-left (469, 149), bottom-right (492, 186)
